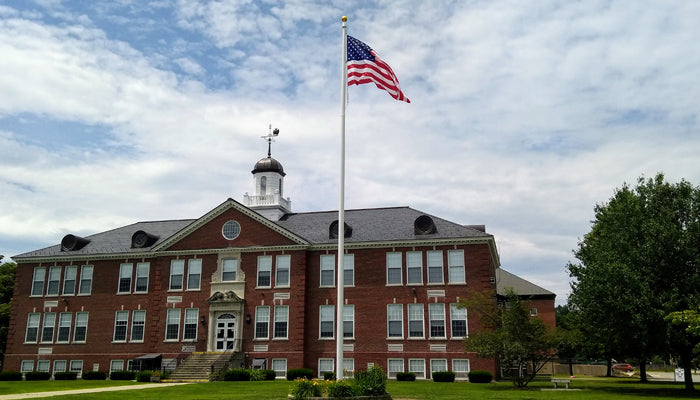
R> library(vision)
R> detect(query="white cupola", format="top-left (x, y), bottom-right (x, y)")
top-left (243, 126), bottom-right (292, 221)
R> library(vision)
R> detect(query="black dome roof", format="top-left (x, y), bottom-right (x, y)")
top-left (252, 156), bottom-right (286, 176)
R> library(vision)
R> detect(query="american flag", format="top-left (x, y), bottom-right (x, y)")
top-left (347, 36), bottom-right (410, 103)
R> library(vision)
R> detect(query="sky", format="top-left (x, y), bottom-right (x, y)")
top-left (2, 0), bottom-right (700, 306)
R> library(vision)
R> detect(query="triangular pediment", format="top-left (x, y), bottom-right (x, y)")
top-left (154, 198), bottom-right (308, 251)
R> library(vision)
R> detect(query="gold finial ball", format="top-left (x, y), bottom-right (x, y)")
top-left (342, 16), bottom-right (347, 22)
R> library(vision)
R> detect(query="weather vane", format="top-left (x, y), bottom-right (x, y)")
top-left (261, 124), bottom-right (279, 157)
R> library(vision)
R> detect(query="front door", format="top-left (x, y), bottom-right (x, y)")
top-left (216, 314), bottom-right (236, 351)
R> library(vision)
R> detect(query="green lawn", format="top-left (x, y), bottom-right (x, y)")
top-left (0, 378), bottom-right (697, 399)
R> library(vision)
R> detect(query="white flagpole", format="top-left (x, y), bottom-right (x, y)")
top-left (336, 15), bottom-right (348, 381)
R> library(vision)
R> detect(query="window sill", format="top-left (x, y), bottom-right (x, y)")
top-left (428, 337), bottom-right (447, 341)
top-left (318, 337), bottom-right (335, 340)
top-left (408, 337), bottom-right (426, 340)
top-left (387, 337), bottom-right (404, 340)
top-left (255, 286), bottom-right (272, 290)
top-left (111, 341), bottom-right (127, 344)
top-left (272, 337), bottom-right (289, 341)
top-left (167, 289), bottom-right (183, 293)
top-left (185, 289), bottom-right (201, 292)
top-left (447, 282), bottom-right (466, 285)
top-left (253, 338), bottom-right (269, 341)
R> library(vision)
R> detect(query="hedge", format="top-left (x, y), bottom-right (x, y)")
top-left (222, 369), bottom-right (250, 381)
top-left (25, 371), bottom-right (51, 381)
top-left (0, 371), bottom-right (23, 381)
top-left (136, 371), bottom-right (154, 382)
top-left (432, 371), bottom-right (455, 382)
top-left (468, 370), bottom-right (493, 383)
top-left (262, 369), bottom-right (277, 381)
top-left (286, 368), bottom-right (313, 381)
top-left (396, 372), bottom-right (416, 381)
top-left (110, 370), bottom-right (136, 380)
top-left (54, 372), bottom-right (78, 380)
top-left (82, 371), bottom-right (107, 380)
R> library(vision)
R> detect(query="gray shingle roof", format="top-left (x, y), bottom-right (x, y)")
top-left (496, 268), bottom-right (555, 298)
top-left (276, 206), bottom-right (490, 244)
top-left (13, 204), bottom-right (491, 260)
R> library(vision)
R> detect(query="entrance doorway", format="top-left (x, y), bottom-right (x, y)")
top-left (216, 314), bottom-right (236, 351)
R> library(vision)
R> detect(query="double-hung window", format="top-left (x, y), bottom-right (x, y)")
top-left (165, 309), bottom-right (180, 340)
top-left (118, 263), bottom-right (132, 293)
top-left (53, 360), bottom-right (67, 373)
top-left (343, 304), bottom-right (355, 339)
top-left (408, 304), bottom-right (424, 338)
top-left (31, 267), bottom-right (46, 296)
top-left (131, 310), bottom-right (146, 342)
top-left (257, 256), bottom-right (272, 288)
top-left (386, 252), bottom-right (402, 285)
top-left (73, 312), bottom-right (88, 342)
top-left (37, 360), bottom-right (50, 372)
top-left (428, 303), bottom-right (446, 338)
top-left (453, 359), bottom-right (470, 379)
top-left (343, 254), bottom-right (354, 287)
top-left (406, 252), bottom-right (423, 284)
top-left (387, 304), bottom-right (403, 338)
top-left (222, 259), bottom-right (237, 281)
top-left (41, 312), bottom-right (56, 343)
top-left (447, 250), bottom-right (465, 283)
top-left (408, 359), bottom-right (426, 379)
top-left (169, 260), bottom-right (184, 290)
top-left (430, 359), bottom-right (448, 375)
top-left (187, 259), bottom-right (202, 290)
top-left (255, 306), bottom-right (270, 339)
top-left (46, 266), bottom-right (61, 296)
top-left (183, 308), bottom-right (198, 340)
top-left (387, 359), bottom-right (404, 379)
top-left (320, 255), bottom-right (335, 287)
top-left (273, 305), bottom-right (289, 339)
top-left (56, 312), bottom-right (72, 343)
top-left (450, 304), bottom-right (468, 338)
top-left (21, 360), bottom-right (34, 373)
top-left (275, 255), bottom-right (290, 287)
top-left (78, 265), bottom-right (93, 295)
top-left (319, 305), bottom-right (334, 338)
top-left (62, 266), bottom-right (77, 295)
top-left (25, 313), bottom-right (40, 343)
top-left (113, 311), bottom-right (129, 342)
top-left (134, 262), bottom-right (149, 293)
top-left (427, 251), bottom-right (444, 284)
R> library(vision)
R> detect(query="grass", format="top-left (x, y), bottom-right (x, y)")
top-left (0, 377), bottom-right (697, 399)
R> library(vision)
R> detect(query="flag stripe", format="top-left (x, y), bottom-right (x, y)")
top-left (346, 36), bottom-right (410, 103)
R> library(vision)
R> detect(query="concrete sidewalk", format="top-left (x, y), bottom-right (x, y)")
top-left (0, 382), bottom-right (191, 399)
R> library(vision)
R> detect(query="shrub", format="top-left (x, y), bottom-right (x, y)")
top-left (327, 379), bottom-right (355, 398)
top-left (432, 371), bottom-right (455, 382)
top-left (136, 371), bottom-right (153, 382)
top-left (287, 368), bottom-right (314, 381)
top-left (396, 372), bottom-right (416, 381)
top-left (25, 371), bottom-right (51, 381)
top-left (468, 370), bottom-right (493, 383)
top-left (0, 371), bottom-right (22, 381)
top-left (222, 368), bottom-right (250, 381)
top-left (249, 369), bottom-right (264, 381)
top-left (53, 372), bottom-right (78, 380)
top-left (82, 371), bottom-right (107, 380)
top-left (110, 370), bottom-right (136, 380)
top-left (353, 365), bottom-right (387, 396)
top-left (262, 369), bottom-right (277, 381)
top-left (289, 378), bottom-right (322, 400)
top-left (323, 371), bottom-right (336, 381)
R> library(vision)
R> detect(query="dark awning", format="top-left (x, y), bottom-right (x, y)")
top-left (134, 354), bottom-right (162, 360)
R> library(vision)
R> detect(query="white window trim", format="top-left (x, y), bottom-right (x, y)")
top-left (46, 266), bottom-right (61, 297)
top-left (130, 310), bottom-right (146, 343)
top-left (387, 358), bottom-right (405, 378)
top-left (186, 259), bottom-right (202, 291)
top-left (221, 258), bottom-right (238, 282)
top-left (320, 254), bottom-right (335, 288)
top-left (118, 263), bottom-right (133, 294)
top-left (387, 304), bottom-right (404, 339)
top-left (406, 251), bottom-right (423, 285)
top-left (40, 312), bottom-right (56, 344)
top-left (318, 358), bottom-right (335, 379)
top-left (343, 253), bottom-right (355, 287)
top-left (386, 252), bottom-right (402, 286)
top-left (272, 358), bottom-right (287, 378)
top-left (169, 260), bottom-right (185, 292)
top-left (56, 312), bottom-right (72, 344)
top-left (134, 262), bottom-right (150, 294)
top-left (165, 308), bottom-right (180, 342)
top-left (257, 256), bottom-right (272, 288)
top-left (319, 305), bottom-right (334, 339)
top-left (428, 303), bottom-right (447, 339)
top-left (254, 306), bottom-right (270, 340)
top-left (113, 310), bottom-right (129, 343)
top-left (73, 312), bottom-right (88, 343)
top-left (275, 255), bottom-right (291, 288)
top-left (25, 313), bottom-right (40, 343)
top-left (78, 265), bottom-right (93, 296)
top-left (62, 265), bottom-right (77, 296)
top-left (427, 250), bottom-right (444, 285)
top-left (31, 267), bottom-right (46, 297)
top-left (450, 303), bottom-right (468, 339)
top-left (407, 303), bottom-right (425, 339)
top-left (447, 250), bottom-right (466, 284)
top-left (273, 305), bottom-right (289, 340)
top-left (343, 304), bottom-right (355, 340)
top-left (408, 358), bottom-right (426, 380)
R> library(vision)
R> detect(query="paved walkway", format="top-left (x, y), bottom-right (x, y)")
top-left (0, 383), bottom-right (190, 399)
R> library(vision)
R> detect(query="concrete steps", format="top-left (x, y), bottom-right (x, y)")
top-left (166, 352), bottom-right (226, 382)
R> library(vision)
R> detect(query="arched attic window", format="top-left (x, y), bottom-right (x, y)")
top-left (414, 215), bottom-right (437, 235)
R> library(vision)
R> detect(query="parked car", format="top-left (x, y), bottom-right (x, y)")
top-left (612, 363), bottom-right (634, 372)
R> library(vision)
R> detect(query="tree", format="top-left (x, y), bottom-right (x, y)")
top-left (0, 256), bottom-right (17, 371)
top-left (568, 174), bottom-right (700, 390)
top-left (462, 289), bottom-right (561, 387)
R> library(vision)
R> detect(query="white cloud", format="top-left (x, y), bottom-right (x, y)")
top-left (1, 1), bottom-right (700, 306)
